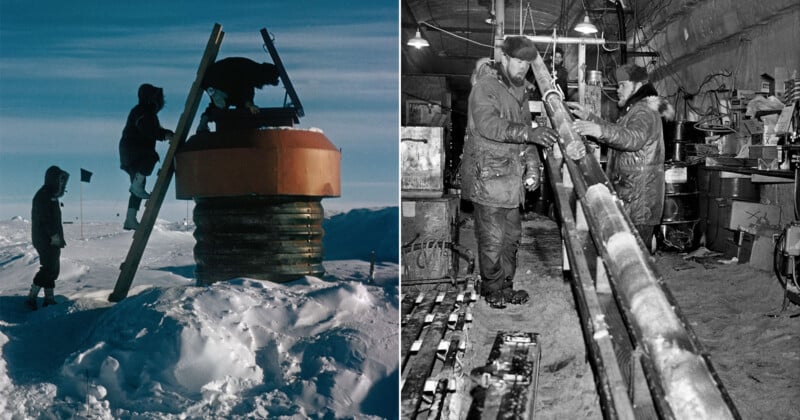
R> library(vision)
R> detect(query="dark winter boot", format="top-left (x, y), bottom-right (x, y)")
top-left (43, 288), bottom-right (57, 307)
top-left (26, 284), bottom-right (41, 310)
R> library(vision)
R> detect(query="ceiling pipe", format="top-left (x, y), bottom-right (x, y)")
top-left (493, 0), bottom-right (505, 61)
top-left (523, 35), bottom-right (612, 45)
top-left (616, 0), bottom-right (627, 63)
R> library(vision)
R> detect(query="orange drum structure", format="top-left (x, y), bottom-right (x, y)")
top-left (175, 128), bottom-right (341, 285)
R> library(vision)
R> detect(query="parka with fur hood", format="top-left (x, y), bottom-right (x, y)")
top-left (586, 83), bottom-right (674, 226)
top-left (118, 83), bottom-right (173, 176)
top-left (32, 166), bottom-right (68, 250)
top-left (460, 61), bottom-right (541, 209)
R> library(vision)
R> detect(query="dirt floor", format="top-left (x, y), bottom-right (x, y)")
top-left (451, 210), bottom-right (799, 419)
top-left (655, 249), bottom-right (800, 419)
top-left (454, 212), bottom-right (601, 419)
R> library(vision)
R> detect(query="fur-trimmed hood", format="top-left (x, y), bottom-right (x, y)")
top-left (625, 82), bottom-right (675, 120)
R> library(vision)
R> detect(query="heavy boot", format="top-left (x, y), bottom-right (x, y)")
top-left (129, 173), bottom-right (150, 199)
top-left (484, 287), bottom-right (529, 309)
top-left (26, 284), bottom-right (41, 310)
top-left (43, 288), bottom-right (57, 307)
top-left (123, 208), bottom-right (140, 231)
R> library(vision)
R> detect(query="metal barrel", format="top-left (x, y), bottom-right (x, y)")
top-left (662, 162), bottom-right (699, 223)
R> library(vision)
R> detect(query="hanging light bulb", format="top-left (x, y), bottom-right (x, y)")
top-left (407, 28), bottom-right (429, 49)
top-left (574, 15), bottom-right (598, 34)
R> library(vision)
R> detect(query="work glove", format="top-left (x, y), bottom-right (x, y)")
top-left (565, 140), bottom-right (588, 160)
top-left (523, 166), bottom-right (541, 191)
top-left (527, 126), bottom-right (558, 148)
top-left (566, 102), bottom-right (594, 121)
top-left (522, 146), bottom-right (542, 191)
top-left (162, 129), bottom-right (175, 142)
top-left (50, 234), bottom-right (66, 248)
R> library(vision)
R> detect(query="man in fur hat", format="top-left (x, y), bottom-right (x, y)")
top-left (569, 64), bottom-right (675, 249)
top-left (460, 36), bottom-right (560, 309)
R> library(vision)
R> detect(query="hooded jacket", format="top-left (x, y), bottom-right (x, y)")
top-left (119, 84), bottom-right (172, 173)
top-left (461, 62), bottom-right (540, 208)
top-left (32, 166), bottom-right (67, 249)
top-left (589, 83), bottom-right (674, 226)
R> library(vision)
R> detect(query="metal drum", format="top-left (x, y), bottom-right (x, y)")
top-left (698, 168), bottom-right (759, 252)
top-left (711, 173), bottom-right (758, 201)
top-left (659, 162), bottom-right (700, 251)
top-left (662, 162), bottom-right (698, 223)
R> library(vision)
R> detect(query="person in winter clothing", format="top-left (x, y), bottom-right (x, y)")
top-left (460, 37), bottom-right (561, 309)
top-left (549, 47), bottom-right (569, 98)
top-left (546, 47), bottom-right (569, 100)
top-left (569, 64), bottom-right (674, 249)
top-left (27, 166), bottom-right (69, 310)
top-left (118, 83), bottom-right (174, 230)
top-left (196, 57), bottom-right (280, 132)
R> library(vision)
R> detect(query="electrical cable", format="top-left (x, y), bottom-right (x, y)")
top-left (774, 229), bottom-right (787, 290)
top-left (795, 166), bottom-right (799, 221)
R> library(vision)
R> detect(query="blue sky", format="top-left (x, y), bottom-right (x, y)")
top-left (0, 0), bottom-right (399, 222)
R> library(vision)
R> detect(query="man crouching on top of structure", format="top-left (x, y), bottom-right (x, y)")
top-left (569, 64), bottom-right (674, 250)
top-left (460, 36), bottom-right (560, 309)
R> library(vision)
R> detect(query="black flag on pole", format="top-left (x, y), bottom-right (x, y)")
top-left (80, 168), bottom-right (93, 183)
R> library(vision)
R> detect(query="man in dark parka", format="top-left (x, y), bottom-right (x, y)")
top-left (27, 166), bottom-right (69, 309)
top-left (118, 83), bottom-right (174, 230)
top-left (460, 36), bottom-right (560, 308)
top-left (196, 57), bottom-right (280, 132)
top-left (570, 64), bottom-right (675, 248)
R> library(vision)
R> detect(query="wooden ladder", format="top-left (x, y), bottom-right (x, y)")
top-left (109, 23), bottom-right (224, 302)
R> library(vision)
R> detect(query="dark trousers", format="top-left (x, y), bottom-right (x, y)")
top-left (473, 203), bottom-right (521, 294)
top-left (33, 245), bottom-right (60, 289)
top-left (122, 151), bottom-right (158, 211)
top-left (127, 172), bottom-right (143, 211)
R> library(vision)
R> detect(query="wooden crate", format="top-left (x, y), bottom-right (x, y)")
top-left (401, 195), bottom-right (459, 280)
top-left (401, 126), bottom-right (445, 196)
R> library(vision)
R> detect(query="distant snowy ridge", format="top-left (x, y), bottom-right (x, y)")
top-left (323, 207), bottom-right (398, 263)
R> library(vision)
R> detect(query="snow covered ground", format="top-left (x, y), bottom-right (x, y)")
top-left (0, 208), bottom-right (399, 419)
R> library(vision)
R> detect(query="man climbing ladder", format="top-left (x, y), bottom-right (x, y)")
top-left (108, 23), bottom-right (224, 302)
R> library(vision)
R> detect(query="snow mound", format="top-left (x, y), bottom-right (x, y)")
top-left (53, 279), bottom-right (397, 418)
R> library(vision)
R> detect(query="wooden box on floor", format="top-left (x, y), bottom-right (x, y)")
top-left (737, 229), bottom-right (781, 272)
top-left (401, 195), bottom-right (459, 281)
